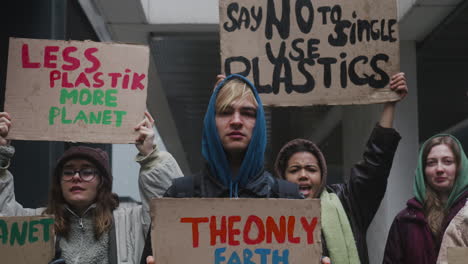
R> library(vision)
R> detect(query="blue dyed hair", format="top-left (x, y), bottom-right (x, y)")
top-left (201, 74), bottom-right (267, 197)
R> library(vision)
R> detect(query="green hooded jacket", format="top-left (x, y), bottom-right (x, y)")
top-left (413, 134), bottom-right (468, 208)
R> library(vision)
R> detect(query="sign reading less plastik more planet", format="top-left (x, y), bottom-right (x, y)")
top-left (151, 198), bottom-right (321, 264)
top-left (5, 38), bottom-right (149, 143)
top-left (0, 216), bottom-right (54, 264)
top-left (220, 0), bottom-right (399, 106)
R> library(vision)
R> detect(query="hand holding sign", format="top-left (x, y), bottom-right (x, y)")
top-left (134, 111), bottom-right (156, 156)
top-left (379, 72), bottom-right (408, 128)
top-left (0, 112), bottom-right (12, 146)
top-left (389, 72), bottom-right (408, 101)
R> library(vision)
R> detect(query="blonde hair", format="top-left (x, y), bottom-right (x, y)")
top-left (215, 79), bottom-right (258, 113)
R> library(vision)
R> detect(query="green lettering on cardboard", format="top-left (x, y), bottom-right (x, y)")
top-left (61, 107), bottom-right (72, 124)
top-left (105, 90), bottom-right (118, 107)
top-left (79, 89), bottom-right (92, 105)
top-left (93, 89), bottom-right (105, 106)
top-left (49, 107), bottom-right (61, 125)
top-left (10, 221), bottom-right (27, 246)
top-left (39, 218), bottom-right (54, 242)
top-left (114, 111), bottom-right (127, 127)
top-left (73, 110), bottom-right (89, 124)
top-left (0, 219), bottom-right (8, 244)
top-left (60, 89), bottom-right (78, 104)
top-left (89, 111), bottom-right (103, 124)
top-left (28, 220), bottom-right (39, 243)
top-left (102, 110), bottom-right (112, 125)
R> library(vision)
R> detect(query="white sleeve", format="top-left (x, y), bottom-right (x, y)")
top-left (136, 146), bottom-right (184, 233)
top-left (0, 145), bottom-right (44, 216)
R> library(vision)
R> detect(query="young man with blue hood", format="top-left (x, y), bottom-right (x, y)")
top-left (165, 74), bottom-right (301, 198)
top-left (141, 74), bottom-right (302, 263)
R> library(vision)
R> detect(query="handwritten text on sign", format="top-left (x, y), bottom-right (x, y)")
top-left (151, 199), bottom-right (321, 264)
top-left (0, 216), bottom-right (55, 264)
top-left (220, 0), bottom-right (400, 106)
top-left (5, 38), bottom-right (149, 143)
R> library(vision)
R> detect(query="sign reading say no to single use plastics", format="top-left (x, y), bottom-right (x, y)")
top-left (220, 0), bottom-right (399, 106)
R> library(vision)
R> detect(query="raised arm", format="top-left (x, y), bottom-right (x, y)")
top-left (0, 112), bottom-right (43, 216)
top-left (329, 72), bottom-right (407, 230)
top-left (134, 111), bottom-right (184, 232)
top-left (379, 72), bottom-right (408, 128)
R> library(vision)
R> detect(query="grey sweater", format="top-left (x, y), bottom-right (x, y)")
top-left (60, 206), bottom-right (109, 264)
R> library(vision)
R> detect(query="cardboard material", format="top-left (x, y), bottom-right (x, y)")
top-left (0, 216), bottom-right (55, 264)
top-left (151, 198), bottom-right (321, 264)
top-left (448, 247), bottom-right (468, 264)
top-left (220, 0), bottom-right (400, 106)
top-left (5, 38), bottom-right (149, 143)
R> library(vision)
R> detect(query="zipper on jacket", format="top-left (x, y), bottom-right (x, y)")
top-left (79, 218), bottom-right (84, 231)
top-left (65, 204), bottom-right (96, 231)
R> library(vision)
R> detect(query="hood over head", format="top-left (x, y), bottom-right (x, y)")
top-left (274, 138), bottom-right (327, 198)
top-left (414, 134), bottom-right (468, 208)
top-left (201, 74), bottom-right (266, 194)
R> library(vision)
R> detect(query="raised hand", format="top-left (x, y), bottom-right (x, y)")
top-left (0, 112), bottom-right (12, 146)
top-left (134, 111), bottom-right (156, 156)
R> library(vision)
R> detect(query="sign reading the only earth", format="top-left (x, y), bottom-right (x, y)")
top-left (220, 0), bottom-right (399, 106)
top-left (5, 38), bottom-right (149, 143)
top-left (151, 198), bottom-right (321, 264)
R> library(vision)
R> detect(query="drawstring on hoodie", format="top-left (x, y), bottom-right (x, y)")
top-left (229, 181), bottom-right (240, 198)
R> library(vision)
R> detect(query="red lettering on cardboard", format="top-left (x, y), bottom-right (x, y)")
top-left (210, 216), bottom-right (227, 246)
top-left (62, 46), bottom-right (80, 71)
top-left (300, 217), bottom-right (318, 244)
top-left (93, 72), bottom-right (104, 88)
top-left (180, 217), bottom-right (209, 248)
top-left (21, 44), bottom-right (40, 68)
top-left (44, 46), bottom-right (59, 68)
top-left (131, 73), bottom-right (146, 90)
top-left (266, 216), bottom-right (286, 243)
top-left (228, 216), bottom-right (241, 246)
top-left (84, 48), bottom-right (100, 73)
top-left (287, 216), bottom-right (300, 244)
top-left (244, 215), bottom-right (265, 245)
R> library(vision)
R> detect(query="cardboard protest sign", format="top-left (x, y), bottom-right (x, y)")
top-left (448, 247), bottom-right (468, 264)
top-left (220, 0), bottom-right (399, 106)
top-left (5, 38), bottom-right (149, 143)
top-left (151, 198), bottom-right (321, 264)
top-left (0, 216), bottom-right (54, 264)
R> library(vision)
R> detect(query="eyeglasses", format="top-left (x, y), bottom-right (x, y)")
top-left (61, 168), bottom-right (98, 182)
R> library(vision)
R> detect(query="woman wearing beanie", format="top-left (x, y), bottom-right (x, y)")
top-left (274, 73), bottom-right (407, 264)
top-left (0, 111), bottom-right (183, 264)
top-left (383, 135), bottom-right (468, 264)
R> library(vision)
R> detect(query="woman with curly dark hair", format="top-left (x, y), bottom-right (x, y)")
top-left (274, 73), bottom-right (407, 264)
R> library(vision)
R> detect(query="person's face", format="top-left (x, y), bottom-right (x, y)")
top-left (425, 144), bottom-right (457, 196)
top-left (61, 159), bottom-right (100, 213)
top-left (215, 97), bottom-right (257, 155)
top-left (285, 151), bottom-right (322, 199)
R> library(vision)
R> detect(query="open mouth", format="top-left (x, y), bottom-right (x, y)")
top-left (298, 185), bottom-right (312, 197)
